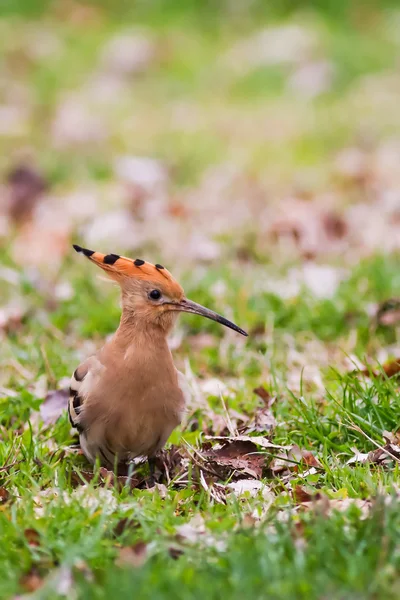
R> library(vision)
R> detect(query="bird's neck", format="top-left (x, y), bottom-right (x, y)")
top-left (112, 309), bottom-right (170, 355)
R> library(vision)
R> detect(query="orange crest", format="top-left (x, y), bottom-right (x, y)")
top-left (73, 245), bottom-right (184, 298)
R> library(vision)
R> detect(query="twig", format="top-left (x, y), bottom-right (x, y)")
top-left (0, 459), bottom-right (25, 472)
top-left (347, 422), bottom-right (400, 464)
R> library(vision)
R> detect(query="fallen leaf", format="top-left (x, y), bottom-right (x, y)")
top-left (39, 389), bottom-right (68, 426)
top-left (383, 430), bottom-right (400, 444)
top-left (382, 359), bottom-right (400, 378)
top-left (347, 440), bottom-right (400, 467)
top-left (6, 164), bottom-right (47, 224)
top-left (69, 469), bottom-right (96, 488)
top-left (153, 446), bottom-right (185, 484)
top-left (198, 472), bottom-right (227, 504)
top-left (293, 485), bottom-right (315, 503)
top-left (376, 299), bottom-right (400, 326)
top-left (20, 568), bottom-right (43, 593)
top-left (207, 435), bottom-right (290, 451)
top-left (240, 391), bottom-right (276, 435)
top-left (24, 528), bottom-right (41, 546)
top-left (270, 445), bottom-right (323, 473)
top-left (241, 514), bottom-right (257, 528)
top-left (227, 479), bottom-right (273, 499)
top-left (98, 468), bottom-right (142, 491)
top-left (116, 541), bottom-right (148, 568)
top-left (299, 449), bottom-right (322, 469)
top-left (0, 301), bottom-right (28, 333)
top-left (168, 546), bottom-right (184, 560)
top-left (360, 358), bottom-right (400, 379)
top-left (346, 449), bottom-right (370, 465)
top-left (113, 518), bottom-right (141, 537)
top-left (0, 487), bottom-right (9, 503)
top-left (253, 386), bottom-right (271, 403)
top-left (202, 439), bottom-right (265, 479)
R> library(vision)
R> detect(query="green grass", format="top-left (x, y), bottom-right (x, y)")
top-left (1, 252), bottom-right (400, 598)
top-left (1, 1), bottom-right (400, 598)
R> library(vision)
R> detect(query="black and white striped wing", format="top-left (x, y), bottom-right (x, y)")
top-left (68, 363), bottom-right (89, 434)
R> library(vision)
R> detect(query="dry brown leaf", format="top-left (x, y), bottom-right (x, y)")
top-left (69, 469), bottom-right (96, 488)
top-left (0, 302), bottom-right (28, 334)
top-left (253, 386), bottom-right (271, 403)
top-left (202, 439), bottom-right (265, 479)
top-left (240, 391), bottom-right (276, 435)
top-left (6, 164), bottom-right (47, 224)
top-left (293, 485), bottom-right (315, 503)
top-left (246, 408), bottom-right (276, 434)
top-left (113, 518), bottom-right (141, 537)
top-left (116, 542), bottom-right (148, 568)
top-left (271, 445), bottom-right (323, 473)
top-left (241, 514), bottom-right (257, 528)
top-left (382, 359), bottom-right (400, 378)
top-left (24, 528), bottom-right (41, 546)
top-left (168, 546), bottom-right (184, 560)
top-left (98, 467), bottom-right (142, 490)
top-left (360, 358), bottom-right (400, 379)
top-left (298, 449), bottom-right (322, 469)
top-left (20, 568), bottom-right (44, 593)
top-left (0, 487), bottom-right (9, 504)
top-left (376, 299), bottom-right (400, 326)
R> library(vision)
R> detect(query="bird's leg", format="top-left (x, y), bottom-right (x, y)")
top-left (148, 456), bottom-right (156, 487)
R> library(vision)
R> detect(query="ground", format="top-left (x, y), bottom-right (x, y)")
top-left (1, 1), bottom-right (400, 598)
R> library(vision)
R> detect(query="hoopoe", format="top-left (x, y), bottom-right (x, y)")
top-left (69, 245), bottom-right (247, 475)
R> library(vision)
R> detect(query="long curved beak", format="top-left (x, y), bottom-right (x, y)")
top-left (174, 298), bottom-right (248, 336)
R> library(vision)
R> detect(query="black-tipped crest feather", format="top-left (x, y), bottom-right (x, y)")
top-left (73, 244), bottom-right (94, 257)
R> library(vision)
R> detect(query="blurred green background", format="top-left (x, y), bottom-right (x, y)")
top-left (1, 0), bottom-right (400, 270)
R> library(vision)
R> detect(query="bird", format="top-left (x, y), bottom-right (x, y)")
top-left (69, 244), bottom-right (248, 477)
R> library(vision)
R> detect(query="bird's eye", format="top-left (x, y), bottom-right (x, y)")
top-left (149, 289), bottom-right (162, 300)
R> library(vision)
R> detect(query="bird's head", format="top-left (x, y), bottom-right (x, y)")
top-left (73, 245), bottom-right (248, 337)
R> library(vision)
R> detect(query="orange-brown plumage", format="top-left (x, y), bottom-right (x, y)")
top-left (72, 244), bottom-right (183, 299)
top-left (69, 244), bottom-right (247, 476)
